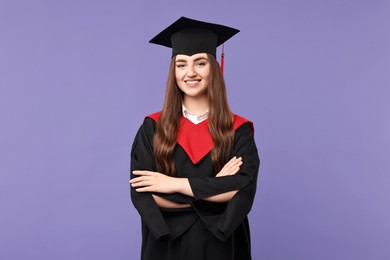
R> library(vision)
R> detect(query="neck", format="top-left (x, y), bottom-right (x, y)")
top-left (183, 95), bottom-right (208, 115)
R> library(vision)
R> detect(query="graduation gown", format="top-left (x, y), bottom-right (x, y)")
top-left (130, 112), bottom-right (260, 260)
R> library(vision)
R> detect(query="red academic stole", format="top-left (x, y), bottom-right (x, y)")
top-left (147, 112), bottom-right (253, 164)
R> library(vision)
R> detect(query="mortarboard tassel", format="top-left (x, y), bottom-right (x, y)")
top-left (221, 43), bottom-right (225, 75)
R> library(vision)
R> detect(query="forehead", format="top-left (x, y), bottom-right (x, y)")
top-left (175, 53), bottom-right (208, 62)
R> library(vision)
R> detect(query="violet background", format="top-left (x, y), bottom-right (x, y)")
top-left (1, 0), bottom-right (389, 259)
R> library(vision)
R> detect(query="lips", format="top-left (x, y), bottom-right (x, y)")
top-left (185, 79), bottom-right (201, 87)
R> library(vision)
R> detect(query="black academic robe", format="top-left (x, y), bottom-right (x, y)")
top-left (130, 113), bottom-right (260, 260)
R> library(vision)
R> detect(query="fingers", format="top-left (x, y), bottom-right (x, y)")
top-left (130, 179), bottom-right (151, 188)
top-left (224, 157), bottom-right (243, 170)
top-left (216, 156), bottom-right (243, 177)
top-left (223, 163), bottom-right (242, 176)
top-left (226, 156), bottom-right (242, 167)
top-left (130, 176), bottom-right (152, 190)
top-left (230, 165), bottom-right (241, 175)
top-left (130, 176), bottom-right (150, 185)
top-left (226, 156), bottom-right (241, 164)
top-left (132, 170), bottom-right (154, 176)
top-left (130, 171), bottom-right (163, 192)
top-left (135, 186), bottom-right (150, 192)
top-left (130, 171), bottom-right (158, 186)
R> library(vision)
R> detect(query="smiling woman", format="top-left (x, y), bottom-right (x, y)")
top-left (130, 16), bottom-right (260, 260)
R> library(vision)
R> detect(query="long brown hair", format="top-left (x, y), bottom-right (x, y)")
top-left (153, 54), bottom-right (234, 176)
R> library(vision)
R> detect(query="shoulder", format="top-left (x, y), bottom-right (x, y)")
top-left (134, 112), bottom-right (160, 140)
top-left (140, 111), bottom-right (160, 129)
top-left (145, 111), bottom-right (161, 122)
top-left (232, 114), bottom-right (258, 152)
top-left (233, 114), bottom-right (254, 133)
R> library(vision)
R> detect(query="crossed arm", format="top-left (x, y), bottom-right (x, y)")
top-left (130, 156), bottom-right (243, 208)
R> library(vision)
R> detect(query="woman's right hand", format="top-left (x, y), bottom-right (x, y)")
top-left (216, 156), bottom-right (243, 177)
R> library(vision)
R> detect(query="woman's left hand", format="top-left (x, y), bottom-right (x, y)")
top-left (130, 170), bottom-right (180, 194)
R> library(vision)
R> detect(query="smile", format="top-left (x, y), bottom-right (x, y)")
top-left (185, 80), bottom-right (201, 83)
top-left (185, 80), bottom-right (201, 86)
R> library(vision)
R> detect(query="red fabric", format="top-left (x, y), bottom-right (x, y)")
top-left (233, 114), bottom-right (254, 134)
top-left (177, 118), bottom-right (212, 164)
top-left (147, 112), bottom-right (161, 122)
top-left (146, 112), bottom-right (253, 164)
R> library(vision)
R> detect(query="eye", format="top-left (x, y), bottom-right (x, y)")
top-left (196, 61), bottom-right (208, 67)
top-left (176, 63), bottom-right (186, 69)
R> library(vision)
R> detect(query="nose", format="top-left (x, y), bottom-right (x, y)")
top-left (186, 66), bottom-right (197, 77)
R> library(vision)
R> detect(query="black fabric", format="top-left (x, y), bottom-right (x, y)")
top-left (149, 16), bottom-right (239, 57)
top-left (171, 28), bottom-right (217, 57)
top-left (130, 117), bottom-right (260, 260)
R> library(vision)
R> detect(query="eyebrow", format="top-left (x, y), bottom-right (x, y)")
top-left (175, 57), bottom-right (209, 63)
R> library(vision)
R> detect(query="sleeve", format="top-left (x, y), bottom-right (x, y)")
top-left (130, 118), bottom-right (191, 239)
top-left (188, 123), bottom-right (259, 200)
top-left (189, 123), bottom-right (260, 240)
top-left (130, 118), bottom-right (170, 240)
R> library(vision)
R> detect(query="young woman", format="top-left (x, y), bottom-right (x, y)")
top-left (130, 17), bottom-right (260, 260)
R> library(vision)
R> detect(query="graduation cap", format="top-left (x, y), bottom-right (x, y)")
top-left (149, 16), bottom-right (239, 58)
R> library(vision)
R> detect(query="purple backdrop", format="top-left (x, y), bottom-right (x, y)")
top-left (1, 0), bottom-right (389, 259)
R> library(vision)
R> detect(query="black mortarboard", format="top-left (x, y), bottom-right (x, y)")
top-left (149, 16), bottom-right (239, 57)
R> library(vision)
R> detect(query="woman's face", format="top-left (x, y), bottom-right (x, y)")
top-left (175, 53), bottom-right (211, 99)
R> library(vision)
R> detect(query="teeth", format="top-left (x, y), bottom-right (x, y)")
top-left (186, 81), bottom-right (200, 84)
